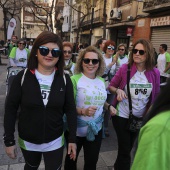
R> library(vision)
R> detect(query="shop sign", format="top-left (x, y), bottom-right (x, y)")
top-left (150, 16), bottom-right (170, 27)
top-left (126, 27), bottom-right (133, 36)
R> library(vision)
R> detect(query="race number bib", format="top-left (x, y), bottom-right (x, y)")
top-left (40, 84), bottom-right (50, 105)
top-left (130, 83), bottom-right (152, 99)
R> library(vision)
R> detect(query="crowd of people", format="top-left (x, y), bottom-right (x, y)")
top-left (3, 31), bottom-right (170, 170)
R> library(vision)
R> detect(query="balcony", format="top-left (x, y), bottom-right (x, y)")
top-left (81, 8), bottom-right (103, 28)
top-left (143, 0), bottom-right (170, 13)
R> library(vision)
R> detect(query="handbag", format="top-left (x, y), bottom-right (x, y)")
top-left (126, 65), bottom-right (143, 132)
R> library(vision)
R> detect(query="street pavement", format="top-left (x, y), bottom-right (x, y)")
top-left (0, 57), bottom-right (118, 170)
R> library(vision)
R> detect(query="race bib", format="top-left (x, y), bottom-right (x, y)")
top-left (130, 83), bottom-right (152, 99)
top-left (40, 84), bottom-right (51, 105)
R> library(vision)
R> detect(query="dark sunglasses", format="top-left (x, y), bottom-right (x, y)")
top-left (19, 43), bottom-right (25, 45)
top-left (39, 46), bottom-right (61, 58)
top-left (132, 49), bottom-right (145, 55)
top-left (118, 49), bottom-right (125, 51)
top-left (107, 46), bottom-right (115, 50)
top-left (83, 58), bottom-right (99, 65)
top-left (63, 50), bottom-right (72, 54)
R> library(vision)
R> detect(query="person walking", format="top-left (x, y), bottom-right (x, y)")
top-left (64, 46), bottom-right (117, 170)
top-left (8, 35), bottom-right (18, 56)
top-left (102, 40), bottom-right (118, 137)
top-left (108, 39), bottom-right (160, 170)
top-left (95, 38), bottom-right (106, 55)
top-left (114, 43), bottom-right (128, 74)
top-left (3, 31), bottom-right (77, 170)
top-left (63, 41), bottom-right (75, 76)
top-left (9, 38), bottom-right (30, 67)
top-left (157, 44), bottom-right (170, 83)
top-left (131, 78), bottom-right (170, 170)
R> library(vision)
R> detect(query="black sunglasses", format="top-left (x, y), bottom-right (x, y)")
top-left (132, 49), bottom-right (145, 55)
top-left (39, 46), bottom-right (61, 58)
top-left (19, 43), bottom-right (25, 45)
top-left (63, 50), bottom-right (72, 54)
top-left (107, 46), bottom-right (115, 50)
top-left (83, 58), bottom-right (99, 65)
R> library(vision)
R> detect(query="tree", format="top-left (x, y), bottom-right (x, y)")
top-left (65, 0), bottom-right (94, 50)
top-left (0, 0), bottom-right (23, 40)
top-left (23, 0), bottom-right (58, 33)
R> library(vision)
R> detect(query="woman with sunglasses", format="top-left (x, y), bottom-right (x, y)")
top-left (64, 46), bottom-right (117, 170)
top-left (4, 31), bottom-right (77, 170)
top-left (9, 38), bottom-right (30, 67)
top-left (114, 43), bottom-right (128, 74)
top-left (108, 39), bottom-right (160, 170)
top-left (102, 40), bottom-right (118, 137)
top-left (63, 41), bottom-right (75, 76)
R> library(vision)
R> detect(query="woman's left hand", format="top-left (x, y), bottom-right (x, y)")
top-left (68, 143), bottom-right (77, 161)
top-left (109, 106), bottom-right (117, 116)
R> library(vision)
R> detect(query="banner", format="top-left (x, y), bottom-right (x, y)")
top-left (7, 18), bottom-right (17, 40)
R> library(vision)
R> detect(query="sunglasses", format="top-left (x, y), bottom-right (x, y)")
top-left (107, 46), bottom-right (115, 50)
top-left (63, 50), bottom-right (72, 54)
top-left (19, 43), bottom-right (25, 45)
top-left (83, 58), bottom-right (99, 65)
top-left (39, 46), bottom-right (61, 58)
top-left (132, 49), bottom-right (145, 55)
top-left (118, 49), bottom-right (125, 51)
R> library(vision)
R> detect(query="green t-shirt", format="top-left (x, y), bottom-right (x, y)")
top-left (131, 110), bottom-right (170, 170)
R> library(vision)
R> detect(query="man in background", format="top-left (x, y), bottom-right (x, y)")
top-left (157, 44), bottom-right (170, 83)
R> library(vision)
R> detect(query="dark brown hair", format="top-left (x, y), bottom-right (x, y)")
top-left (27, 31), bottom-right (64, 75)
top-left (129, 39), bottom-right (155, 70)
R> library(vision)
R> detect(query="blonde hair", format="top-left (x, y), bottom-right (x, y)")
top-left (74, 46), bottom-right (106, 76)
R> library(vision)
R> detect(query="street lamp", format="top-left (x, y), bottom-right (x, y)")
top-left (89, 0), bottom-right (94, 45)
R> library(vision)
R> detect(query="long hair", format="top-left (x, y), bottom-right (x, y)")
top-left (27, 31), bottom-right (64, 75)
top-left (143, 78), bottom-right (170, 125)
top-left (129, 39), bottom-right (155, 70)
top-left (74, 46), bottom-right (105, 76)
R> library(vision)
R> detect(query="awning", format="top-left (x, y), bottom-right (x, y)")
top-left (106, 21), bottom-right (135, 29)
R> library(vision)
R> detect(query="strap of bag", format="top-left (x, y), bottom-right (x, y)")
top-left (127, 64), bottom-right (133, 116)
top-left (21, 68), bottom-right (28, 86)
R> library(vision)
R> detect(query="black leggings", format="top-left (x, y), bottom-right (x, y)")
top-left (112, 116), bottom-right (138, 170)
top-left (21, 146), bottom-right (64, 170)
top-left (64, 129), bottom-right (102, 170)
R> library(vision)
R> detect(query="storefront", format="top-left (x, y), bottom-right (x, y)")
top-left (150, 16), bottom-right (170, 53)
top-left (107, 21), bottom-right (135, 49)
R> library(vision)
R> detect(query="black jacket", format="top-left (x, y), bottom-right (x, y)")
top-left (4, 69), bottom-right (77, 146)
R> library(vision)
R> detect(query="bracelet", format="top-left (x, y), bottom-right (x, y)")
top-left (108, 104), bottom-right (112, 111)
top-left (115, 88), bottom-right (118, 93)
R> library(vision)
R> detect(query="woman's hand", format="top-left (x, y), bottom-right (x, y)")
top-left (5, 145), bottom-right (17, 159)
top-left (116, 89), bottom-right (127, 101)
top-left (109, 106), bottom-right (117, 116)
top-left (68, 143), bottom-right (77, 161)
top-left (84, 106), bottom-right (97, 117)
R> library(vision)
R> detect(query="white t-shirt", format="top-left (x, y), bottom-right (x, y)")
top-left (71, 73), bottom-right (107, 137)
top-left (19, 69), bottom-right (64, 151)
top-left (14, 48), bottom-right (28, 67)
top-left (117, 70), bottom-right (152, 118)
top-left (157, 53), bottom-right (170, 77)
